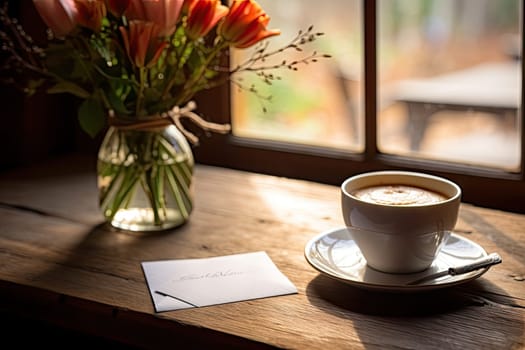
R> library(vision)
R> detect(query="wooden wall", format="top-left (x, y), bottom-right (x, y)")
top-left (0, 1), bottom-right (103, 171)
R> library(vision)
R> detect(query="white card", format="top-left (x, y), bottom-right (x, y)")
top-left (141, 251), bottom-right (297, 312)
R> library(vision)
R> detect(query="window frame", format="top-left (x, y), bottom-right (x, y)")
top-left (194, 0), bottom-right (525, 214)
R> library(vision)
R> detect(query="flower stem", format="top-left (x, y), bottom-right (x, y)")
top-left (136, 67), bottom-right (147, 116)
top-left (161, 38), bottom-right (191, 100)
top-left (98, 127), bottom-right (194, 229)
top-left (176, 41), bottom-right (227, 105)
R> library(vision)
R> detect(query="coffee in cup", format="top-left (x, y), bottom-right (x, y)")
top-left (352, 184), bottom-right (447, 206)
top-left (341, 171), bottom-right (461, 273)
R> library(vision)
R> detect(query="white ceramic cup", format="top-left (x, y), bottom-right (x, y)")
top-left (341, 171), bottom-right (462, 274)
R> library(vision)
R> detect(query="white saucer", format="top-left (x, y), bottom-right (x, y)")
top-left (304, 228), bottom-right (491, 292)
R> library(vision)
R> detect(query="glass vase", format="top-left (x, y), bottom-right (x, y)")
top-left (97, 124), bottom-right (194, 231)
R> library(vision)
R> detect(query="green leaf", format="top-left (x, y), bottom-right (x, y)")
top-left (47, 81), bottom-right (90, 99)
top-left (106, 83), bottom-right (131, 115)
top-left (186, 48), bottom-right (206, 72)
top-left (25, 79), bottom-right (45, 96)
top-left (78, 98), bottom-right (106, 138)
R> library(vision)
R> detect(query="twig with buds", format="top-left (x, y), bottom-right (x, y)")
top-left (0, 4), bottom-right (47, 92)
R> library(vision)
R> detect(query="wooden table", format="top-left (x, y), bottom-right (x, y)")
top-left (390, 61), bottom-right (520, 150)
top-left (0, 154), bottom-right (524, 349)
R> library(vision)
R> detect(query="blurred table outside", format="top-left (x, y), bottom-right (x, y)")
top-left (390, 61), bottom-right (520, 150)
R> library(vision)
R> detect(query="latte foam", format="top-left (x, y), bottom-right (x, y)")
top-left (352, 185), bottom-right (447, 206)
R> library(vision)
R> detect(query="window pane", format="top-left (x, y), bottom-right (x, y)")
top-left (378, 0), bottom-right (522, 171)
top-left (230, 0), bottom-right (364, 152)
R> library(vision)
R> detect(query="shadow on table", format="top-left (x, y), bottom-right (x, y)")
top-left (47, 219), bottom-right (194, 270)
top-left (30, 219), bottom-right (196, 308)
top-left (306, 274), bottom-right (524, 349)
top-left (307, 274), bottom-right (482, 316)
top-left (18, 222), bottom-right (197, 348)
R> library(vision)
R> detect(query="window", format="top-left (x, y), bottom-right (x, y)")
top-left (231, 0), bottom-right (364, 153)
top-left (194, 0), bottom-right (524, 214)
top-left (377, 0), bottom-right (521, 171)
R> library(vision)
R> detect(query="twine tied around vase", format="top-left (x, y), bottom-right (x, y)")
top-left (108, 101), bottom-right (231, 145)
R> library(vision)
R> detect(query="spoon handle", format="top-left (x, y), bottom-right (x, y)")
top-left (449, 252), bottom-right (502, 275)
top-left (407, 252), bottom-right (502, 285)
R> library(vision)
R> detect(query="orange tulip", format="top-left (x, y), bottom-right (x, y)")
top-left (126, 0), bottom-right (184, 37)
top-left (120, 20), bottom-right (167, 68)
top-left (32, 0), bottom-right (78, 37)
top-left (218, 0), bottom-right (280, 49)
top-left (181, 0), bottom-right (197, 15)
top-left (106, 0), bottom-right (131, 17)
top-left (74, 0), bottom-right (107, 32)
top-left (185, 0), bottom-right (228, 41)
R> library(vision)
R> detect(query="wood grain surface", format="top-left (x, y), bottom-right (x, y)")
top-left (0, 154), bottom-right (523, 349)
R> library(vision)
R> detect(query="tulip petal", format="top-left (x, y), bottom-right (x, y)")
top-left (75, 0), bottom-right (107, 32)
top-left (33, 0), bottom-right (78, 37)
top-left (121, 20), bottom-right (167, 68)
top-left (186, 0), bottom-right (228, 40)
top-left (219, 0), bottom-right (280, 49)
top-left (107, 0), bottom-right (131, 17)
